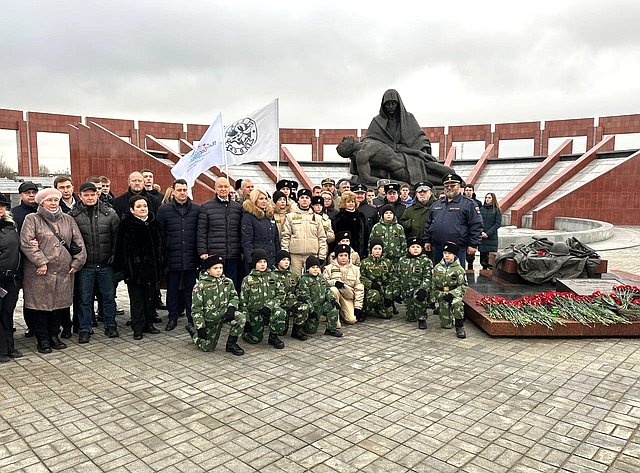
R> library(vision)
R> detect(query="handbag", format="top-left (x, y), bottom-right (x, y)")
top-left (38, 215), bottom-right (83, 256)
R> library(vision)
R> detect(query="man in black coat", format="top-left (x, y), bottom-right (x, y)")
top-left (156, 179), bottom-right (201, 330)
top-left (353, 183), bottom-right (377, 243)
top-left (112, 171), bottom-right (161, 218)
top-left (197, 177), bottom-right (243, 288)
top-left (11, 181), bottom-right (39, 232)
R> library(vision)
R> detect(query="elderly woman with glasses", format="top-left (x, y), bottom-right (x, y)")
top-left (20, 188), bottom-right (86, 354)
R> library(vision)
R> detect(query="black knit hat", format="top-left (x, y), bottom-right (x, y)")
top-left (334, 244), bottom-right (351, 256)
top-left (379, 204), bottom-right (395, 218)
top-left (311, 196), bottom-right (323, 206)
top-left (275, 250), bottom-right (290, 266)
top-left (202, 254), bottom-right (224, 270)
top-left (369, 238), bottom-right (384, 250)
top-left (272, 190), bottom-right (286, 203)
top-left (251, 249), bottom-right (269, 267)
top-left (305, 255), bottom-right (321, 270)
top-left (443, 241), bottom-right (460, 255)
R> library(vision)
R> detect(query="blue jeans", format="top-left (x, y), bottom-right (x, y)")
top-left (77, 266), bottom-right (116, 332)
top-left (166, 270), bottom-right (197, 321)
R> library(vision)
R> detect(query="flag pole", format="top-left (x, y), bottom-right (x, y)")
top-left (222, 112), bottom-right (229, 180)
top-left (275, 98), bottom-right (280, 182)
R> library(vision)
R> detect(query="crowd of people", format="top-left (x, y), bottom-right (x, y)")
top-left (0, 169), bottom-right (502, 362)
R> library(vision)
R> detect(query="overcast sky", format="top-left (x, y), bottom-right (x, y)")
top-left (2, 0), bottom-right (640, 170)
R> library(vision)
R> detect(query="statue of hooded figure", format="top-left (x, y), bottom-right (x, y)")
top-left (337, 89), bottom-right (453, 187)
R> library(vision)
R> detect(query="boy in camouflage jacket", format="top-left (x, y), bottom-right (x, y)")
top-left (296, 256), bottom-right (343, 337)
top-left (432, 241), bottom-right (468, 338)
top-left (360, 238), bottom-right (395, 319)
top-left (186, 255), bottom-right (246, 355)
top-left (272, 250), bottom-right (310, 340)
top-left (396, 237), bottom-right (433, 329)
top-left (240, 249), bottom-right (288, 349)
top-left (369, 204), bottom-right (407, 264)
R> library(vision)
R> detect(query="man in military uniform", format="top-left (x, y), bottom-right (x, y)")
top-left (272, 250), bottom-right (310, 340)
top-left (423, 173), bottom-right (483, 265)
top-left (377, 182), bottom-right (406, 219)
top-left (399, 182), bottom-right (437, 240)
top-left (432, 242), bottom-right (468, 338)
top-left (353, 183), bottom-right (377, 241)
top-left (185, 255), bottom-right (246, 355)
top-left (240, 249), bottom-right (287, 349)
top-left (360, 238), bottom-right (395, 318)
top-left (397, 237), bottom-right (433, 329)
top-left (296, 256), bottom-right (343, 337)
top-left (324, 244), bottom-right (365, 324)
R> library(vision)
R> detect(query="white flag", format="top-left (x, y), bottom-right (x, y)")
top-left (171, 111), bottom-right (225, 198)
top-left (225, 98), bottom-right (279, 165)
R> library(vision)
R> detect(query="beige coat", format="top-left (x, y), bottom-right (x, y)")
top-left (20, 208), bottom-right (86, 311)
top-left (280, 206), bottom-right (327, 261)
top-left (324, 261), bottom-right (365, 308)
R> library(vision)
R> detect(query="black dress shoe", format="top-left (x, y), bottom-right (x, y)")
top-left (60, 328), bottom-right (72, 339)
top-left (165, 319), bottom-right (178, 331)
top-left (0, 355), bottom-right (10, 363)
top-left (324, 328), bottom-right (343, 338)
top-left (8, 348), bottom-right (23, 359)
top-left (49, 337), bottom-right (67, 350)
top-left (37, 342), bottom-right (52, 354)
top-left (133, 332), bottom-right (143, 340)
top-left (104, 326), bottom-right (119, 338)
top-left (78, 332), bottom-right (90, 344)
top-left (143, 325), bottom-right (160, 334)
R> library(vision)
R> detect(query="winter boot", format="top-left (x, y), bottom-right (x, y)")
top-left (268, 332), bottom-right (285, 349)
top-left (225, 335), bottom-right (245, 356)
top-left (291, 324), bottom-right (309, 341)
top-left (418, 319), bottom-right (427, 330)
top-left (455, 319), bottom-right (466, 339)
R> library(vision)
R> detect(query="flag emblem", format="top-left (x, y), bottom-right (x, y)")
top-left (225, 118), bottom-right (257, 156)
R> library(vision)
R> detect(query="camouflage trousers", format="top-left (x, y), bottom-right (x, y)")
top-left (303, 300), bottom-right (339, 334)
top-left (289, 302), bottom-right (310, 327)
top-left (191, 311), bottom-right (246, 352)
top-left (404, 297), bottom-right (429, 323)
top-left (242, 307), bottom-right (287, 344)
top-left (365, 289), bottom-right (392, 319)
top-left (436, 296), bottom-right (464, 328)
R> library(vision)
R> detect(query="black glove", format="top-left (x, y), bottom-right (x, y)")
top-left (332, 300), bottom-right (341, 310)
top-left (224, 306), bottom-right (236, 322)
top-left (197, 327), bottom-right (207, 339)
top-left (443, 293), bottom-right (454, 304)
top-left (334, 281), bottom-right (345, 289)
top-left (259, 306), bottom-right (271, 318)
top-left (384, 298), bottom-right (393, 308)
top-left (416, 288), bottom-right (427, 302)
top-left (354, 308), bottom-right (363, 318)
top-left (371, 282), bottom-right (381, 292)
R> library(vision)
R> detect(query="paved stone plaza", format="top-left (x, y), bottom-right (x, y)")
top-left (1, 234), bottom-right (639, 472)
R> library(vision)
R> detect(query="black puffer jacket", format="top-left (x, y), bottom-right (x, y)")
top-left (69, 201), bottom-right (120, 267)
top-left (156, 199), bottom-right (200, 271)
top-left (197, 197), bottom-right (243, 259)
top-left (0, 220), bottom-right (20, 273)
top-left (114, 213), bottom-right (164, 285)
top-left (333, 209), bottom-right (368, 258)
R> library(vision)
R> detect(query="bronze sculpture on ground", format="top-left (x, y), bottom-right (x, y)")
top-left (336, 89), bottom-right (454, 187)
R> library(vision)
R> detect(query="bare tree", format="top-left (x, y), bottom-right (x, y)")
top-left (0, 152), bottom-right (16, 179)
top-left (39, 163), bottom-right (51, 175)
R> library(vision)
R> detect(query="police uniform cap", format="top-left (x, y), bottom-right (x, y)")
top-left (297, 188), bottom-right (312, 199)
top-left (251, 249), bottom-right (269, 267)
top-left (305, 255), bottom-right (322, 270)
top-left (351, 183), bottom-right (366, 193)
top-left (276, 179), bottom-right (290, 190)
top-left (442, 173), bottom-right (463, 185)
top-left (18, 181), bottom-right (38, 193)
top-left (337, 230), bottom-right (351, 241)
top-left (414, 182), bottom-right (432, 192)
top-left (311, 196), bottom-right (323, 206)
top-left (407, 237), bottom-right (423, 247)
top-left (202, 254), bottom-right (224, 270)
top-left (369, 238), bottom-right (384, 250)
top-left (376, 178), bottom-right (390, 188)
top-left (443, 241), bottom-right (460, 255)
top-left (78, 182), bottom-right (97, 193)
top-left (334, 244), bottom-right (351, 256)
top-left (275, 250), bottom-right (290, 265)
top-left (384, 183), bottom-right (400, 193)
top-left (321, 178), bottom-right (335, 186)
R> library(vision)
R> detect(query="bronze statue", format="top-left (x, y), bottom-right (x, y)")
top-left (337, 89), bottom-right (454, 187)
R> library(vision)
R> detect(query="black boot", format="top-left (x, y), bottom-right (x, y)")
top-left (418, 319), bottom-right (427, 330)
top-left (37, 339), bottom-right (52, 354)
top-left (49, 337), bottom-right (67, 350)
top-left (185, 324), bottom-right (196, 338)
top-left (324, 328), bottom-right (343, 337)
top-left (225, 335), bottom-right (245, 356)
top-left (268, 332), bottom-right (285, 349)
top-left (291, 324), bottom-right (309, 341)
top-left (455, 319), bottom-right (466, 339)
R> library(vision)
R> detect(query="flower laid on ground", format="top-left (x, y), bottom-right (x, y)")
top-left (477, 285), bottom-right (640, 328)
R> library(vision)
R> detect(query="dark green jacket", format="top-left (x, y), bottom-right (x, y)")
top-left (399, 196), bottom-right (436, 240)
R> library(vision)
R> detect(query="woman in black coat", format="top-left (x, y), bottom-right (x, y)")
top-left (0, 194), bottom-right (22, 362)
top-left (114, 195), bottom-right (164, 340)
top-left (241, 188), bottom-right (279, 272)
top-left (479, 192), bottom-right (502, 270)
top-left (332, 191), bottom-right (368, 259)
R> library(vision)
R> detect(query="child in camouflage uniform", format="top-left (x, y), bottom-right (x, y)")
top-left (240, 249), bottom-right (288, 349)
top-left (396, 237), bottom-right (433, 329)
top-left (360, 238), bottom-right (394, 319)
top-left (326, 231), bottom-right (361, 266)
top-left (272, 250), bottom-right (310, 340)
top-left (296, 256), bottom-right (343, 337)
top-left (432, 241), bottom-right (468, 338)
top-left (185, 255), bottom-right (246, 355)
top-left (324, 244), bottom-right (365, 324)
